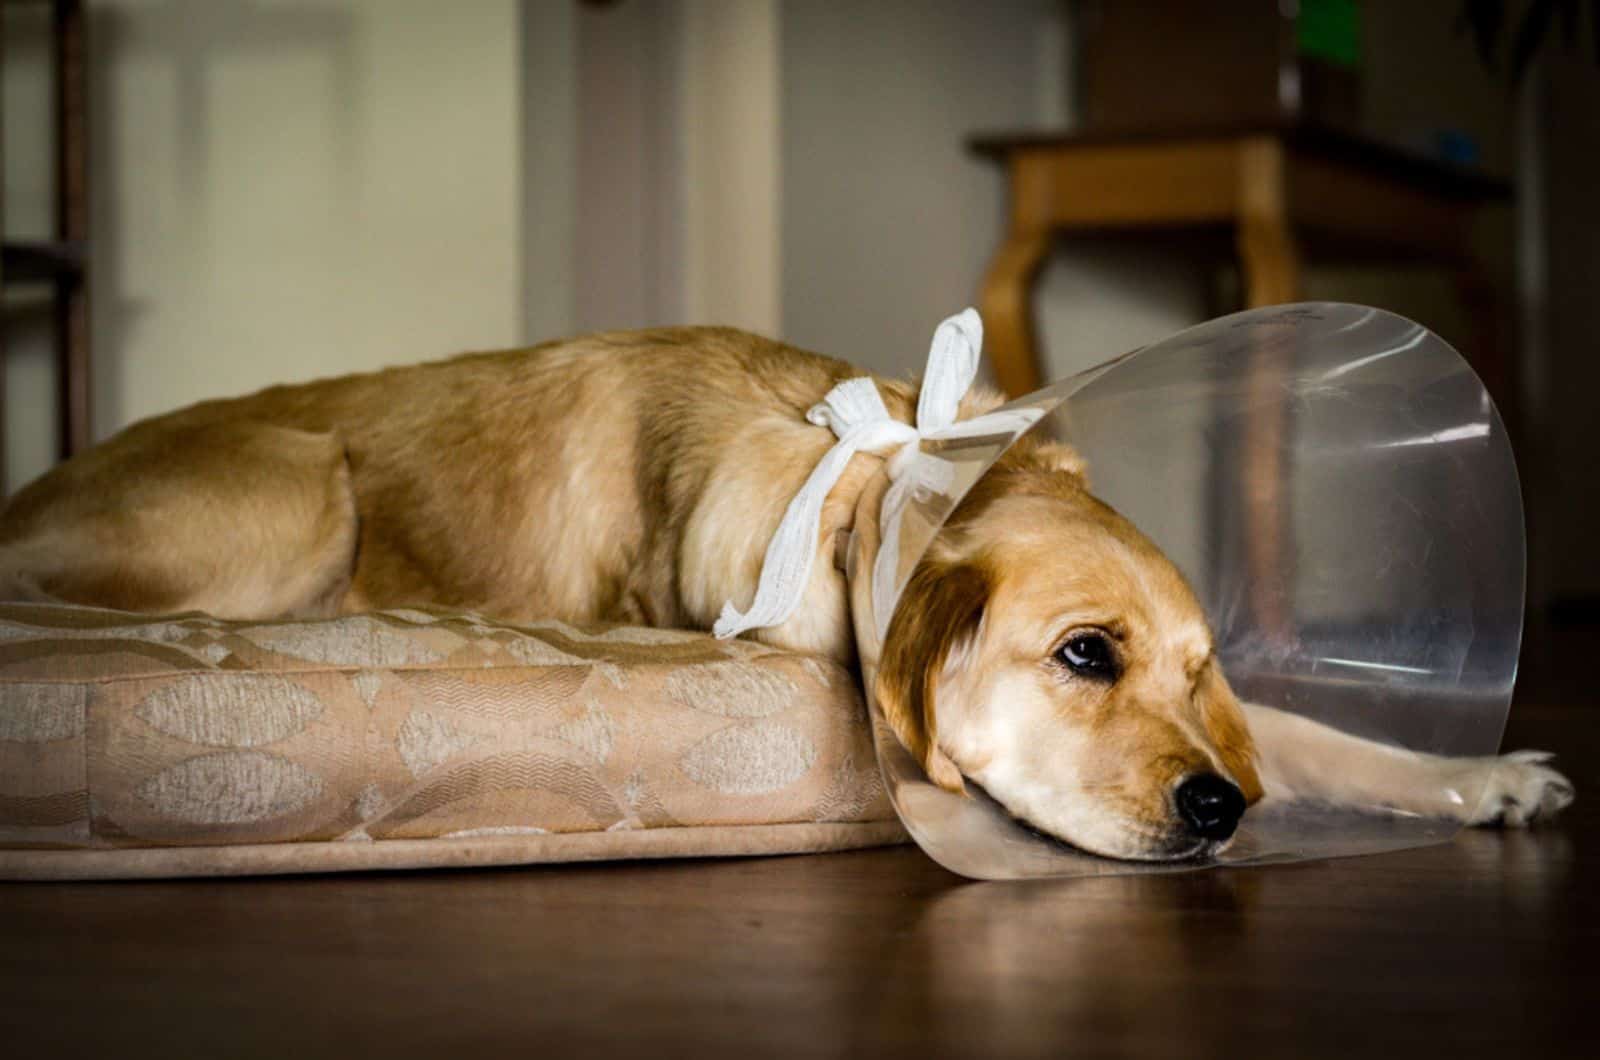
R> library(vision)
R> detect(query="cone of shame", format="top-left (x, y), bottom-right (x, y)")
top-left (730, 303), bottom-right (1525, 880)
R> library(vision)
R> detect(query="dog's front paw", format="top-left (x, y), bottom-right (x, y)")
top-left (1463, 750), bottom-right (1575, 827)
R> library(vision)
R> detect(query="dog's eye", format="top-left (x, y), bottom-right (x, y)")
top-left (1056, 632), bottom-right (1117, 679)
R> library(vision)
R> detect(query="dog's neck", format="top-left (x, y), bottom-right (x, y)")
top-left (832, 527), bottom-right (852, 573)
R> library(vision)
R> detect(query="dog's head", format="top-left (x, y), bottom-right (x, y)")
top-left (875, 442), bottom-right (1263, 861)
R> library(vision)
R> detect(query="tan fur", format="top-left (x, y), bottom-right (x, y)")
top-left (876, 444), bottom-right (1267, 860)
top-left (1197, 661), bottom-right (1265, 805)
top-left (876, 555), bottom-right (986, 795)
top-left (0, 325), bottom-right (1570, 859)
top-left (0, 420), bottom-right (356, 619)
top-left (0, 329), bottom-right (900, 654)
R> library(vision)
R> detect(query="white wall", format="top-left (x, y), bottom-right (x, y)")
top-left (780, 0), bottom-right (1055, 379)
top-left (523, 0), bottom-right (577, 343)
top-left (572, 0), bottom-right (678, 334)
top-left (4, 0), bottom-right (525, 491)
top-left (571, 0), bottom-right (1173, 383)
top-left (680, 0), bottom-right (780, 335)
top-left (571, 0), bottom-right (779, 338)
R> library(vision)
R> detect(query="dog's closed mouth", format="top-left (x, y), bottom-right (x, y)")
top-left (966, 779), bottom-right (1233, 864)
top-left (965, 779), bottom-right (1227, 864)
top-left (1014, 816), bottom-right (1087, 856)
top-left (1016, 817), bottom-right (1224, 864)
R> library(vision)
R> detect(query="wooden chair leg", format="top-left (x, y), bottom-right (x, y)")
top-left (978, 229), bottom-right (1053, 398)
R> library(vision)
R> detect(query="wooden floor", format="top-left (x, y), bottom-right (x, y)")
top-left (4, 639), bottom-right (1597, 1059)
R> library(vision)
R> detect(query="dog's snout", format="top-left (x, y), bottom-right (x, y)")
top-left (1175, 773), bottom-right (1246, 841)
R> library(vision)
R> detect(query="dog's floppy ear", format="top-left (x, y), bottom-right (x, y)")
top-left (874, 557), bottom-right (988, 795)
top-left (1197, 659), bottom-right (1264, 805)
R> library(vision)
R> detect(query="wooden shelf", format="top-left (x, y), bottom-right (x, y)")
top-left (0, 0), bottom-right (92, 479)
top-left (1, 239), bottom-right (86, 287)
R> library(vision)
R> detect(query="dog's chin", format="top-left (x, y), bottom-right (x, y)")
top-left (1006, 803), bottom-right (1233, 862)
top-left (1108, 834), bottom-right (1232, 863)
top-left (965, 778), bottom-right (1236, 863)
top-left (1041, 826), bottom-right (1230, 863)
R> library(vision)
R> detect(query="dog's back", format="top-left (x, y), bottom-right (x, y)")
top-left (0, 327), bottom-right (873, 626)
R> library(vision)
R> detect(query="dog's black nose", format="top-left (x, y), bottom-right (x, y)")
top-left (1175, 774), bottom-right (1246, 841)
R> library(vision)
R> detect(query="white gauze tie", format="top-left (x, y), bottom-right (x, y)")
top-left (714, 308), bottom-right (993, 639)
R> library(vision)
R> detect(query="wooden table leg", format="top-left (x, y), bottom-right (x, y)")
top-left (1237, 216), bottom-right (1303, 309)
top-left (978, 229), bottom-right (1053, 398)
top-left (1235, 214), bottom-right (1303, 645)
top-left (1453, 258), bottom-right (1515, 437)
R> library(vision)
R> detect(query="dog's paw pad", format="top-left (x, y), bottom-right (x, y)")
top-left (1465, 751), bottom-right (1575, 827)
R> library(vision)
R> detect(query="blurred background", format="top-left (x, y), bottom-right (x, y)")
top-left (2, 0), bottom-right (1597, 671)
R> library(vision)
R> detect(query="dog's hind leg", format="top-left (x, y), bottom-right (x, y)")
top-left (1242, 701), bottom-right (1575, 827)
top-left (0, 420), bottom-right (358, 620)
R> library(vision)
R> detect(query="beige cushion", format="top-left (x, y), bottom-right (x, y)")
top-left (0, 603), bottom-right (903, 879)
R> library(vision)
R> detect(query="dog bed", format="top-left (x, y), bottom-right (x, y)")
top-left (0, 603), bottom-right (903, 880)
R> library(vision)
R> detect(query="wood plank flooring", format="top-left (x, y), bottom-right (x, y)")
top-left (2, 669), bottom-right (1595, 1059)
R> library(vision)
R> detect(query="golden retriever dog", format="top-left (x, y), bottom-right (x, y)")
top-left (0, 326), bottom-right (1574, 860)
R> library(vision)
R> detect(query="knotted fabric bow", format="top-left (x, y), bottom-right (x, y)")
top-left (714, 308), bottom-right (1038, 640)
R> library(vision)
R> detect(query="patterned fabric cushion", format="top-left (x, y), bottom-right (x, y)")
top-left (0, 604), bottom-right (902, 879)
